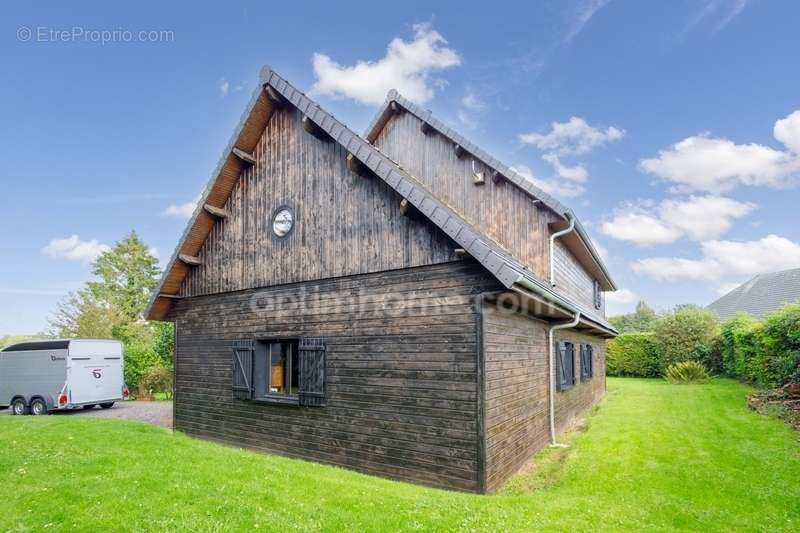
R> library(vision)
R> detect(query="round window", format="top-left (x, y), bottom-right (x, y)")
top-left (272, 206), bottom-right (294, 237)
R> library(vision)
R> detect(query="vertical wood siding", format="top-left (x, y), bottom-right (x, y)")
top-left (481, 303), bottom-right (607, 492)
top-left (553, 241), bottom-right (606, 317)
top-left (170, 261), bottom-right (503, 492)
top-left (180, 107), bottom-right (457, 298)
top-left (372, 112), bottom-right (557, 280)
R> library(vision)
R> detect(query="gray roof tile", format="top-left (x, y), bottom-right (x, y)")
top-left (707, 268), bottom-right (800, 320)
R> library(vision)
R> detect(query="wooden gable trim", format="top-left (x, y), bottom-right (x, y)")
top-left (146, 81), bottom-right (278, 319)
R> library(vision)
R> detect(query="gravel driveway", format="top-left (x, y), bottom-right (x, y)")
top-left (1, 401), bottom-right (173, 429)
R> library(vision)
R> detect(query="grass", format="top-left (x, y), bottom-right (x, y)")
top-left (1, 378), bottom-right (798, 532)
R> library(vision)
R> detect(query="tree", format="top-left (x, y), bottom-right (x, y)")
top-left (86, 231), bottom-right (161, 322)
top-left (48, 291), bottom-right (119, 338)
top-left (610, 301), bottom-right (659, 333)
top-left (653, 306), bottom-right (720, 373)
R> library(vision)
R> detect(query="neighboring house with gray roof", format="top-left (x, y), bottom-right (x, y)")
top-left (146, 65), bottom-right (617, 493)
top-left (708, 268), bottom-right (800, 321)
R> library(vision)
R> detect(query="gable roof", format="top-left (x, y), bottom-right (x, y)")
top-left (365, 89), bottom-right (616, 292)
top-left (145, 66), bottom-right (615, 336)
top-left (707, 268), bottom-right (800, 321)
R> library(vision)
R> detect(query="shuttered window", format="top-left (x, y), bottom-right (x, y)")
top-left (557, 341), bottom-right (576, 391)
top-left (593, 280), bottom-right (602, 310)
top-left (580, 344), bottom-right (594, 380)
top-left (232, 337), bottom-right (326, 407)
top-left (232, 340), bottom-right (255, 400)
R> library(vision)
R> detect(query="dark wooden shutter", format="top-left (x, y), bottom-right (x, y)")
top-left (557, 342), bottom-right (568, 391)
top-left (586, 344), bottom-right (594, 378)
top-left (566, 342), bottom-right (575, 387)
top-left (299, 337), bottom-right (326, 407)
top-left (232, 340), bottom-right (255, 400)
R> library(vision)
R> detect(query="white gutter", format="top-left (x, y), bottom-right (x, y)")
top-left (548, 312), bottom-right (581, 447)
top-left (550, 213), bottom-right (576, 286)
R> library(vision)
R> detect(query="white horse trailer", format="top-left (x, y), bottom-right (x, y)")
top-left (0, 339), bottom-right (128, 415)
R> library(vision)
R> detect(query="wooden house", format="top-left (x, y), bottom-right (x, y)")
top-left (145, 66), bottom-right (618, 493)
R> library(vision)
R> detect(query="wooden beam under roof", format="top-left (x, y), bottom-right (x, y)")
top-left (232, 147), bottom-right (256, 165)
top-left (264, 85), bottom-right (284, 106)
top-left (420, 121), bottom-right (434, 135)
top-left (454, 144), bottom-right (467, 158)
top-left (302, 116), bottom-right (330, 141)
top-left (399, 198), bottom-right (411, 216)
top-left (346, 153), bottom-right (372, 177)
top-left (178, 254), bottom-right (203, 266)
top-left (203, 203), bottom-right (230, 219)
top-left (158, 293), bottom-right (183, 300)
top-left (492, 170), bottom-right (506, 185)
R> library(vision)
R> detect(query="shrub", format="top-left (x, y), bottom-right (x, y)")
top-left (759, 304), bottom-right (800, 387)
top-left (607, 332), bottom-right (661, 377)
top-left (665, 361), bottom-right (710, 384)
top-left (138, 366), bottom-right (173, 399)
top-left (654, 307), bottom-right (720, 374)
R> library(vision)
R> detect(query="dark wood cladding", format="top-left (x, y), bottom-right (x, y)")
top-left (481, 302), bottom-right (606, 492)
top-left (180, 106), bottom-right (457, 298)
top-left (372, 111), bottom-right (558, 281)
top-left (170, 260), bottom-right (503, 492)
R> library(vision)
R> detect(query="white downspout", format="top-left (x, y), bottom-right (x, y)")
top-left (550, 214), bottom-right (576, 286)
top-left (548, 312), bottom-right (581, 447)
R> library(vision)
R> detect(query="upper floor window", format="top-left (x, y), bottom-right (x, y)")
top-left (593, 280), bottom-right (602, 310)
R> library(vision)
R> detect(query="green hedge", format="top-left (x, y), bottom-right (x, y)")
top-left (720, 304), bottom-right (800, 387)
top-left (607, 332), bottom-right (661, 378)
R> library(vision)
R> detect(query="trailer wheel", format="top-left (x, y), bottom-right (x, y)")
top-left (82, 404), bottom-right (96, 410)
top-left (100, 402), bottom-right (115, 409)
top-left (30, 398), bottom-right (48, 416)
top-left (11, 398), bottom-right (28, 416)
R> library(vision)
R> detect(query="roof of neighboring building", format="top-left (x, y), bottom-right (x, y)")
top-left (365, 89), bottom-right (616, 292)
top-left (707, 267), bottom-right (800, 320)
top-left (145, 66), bottom-right (616, 336)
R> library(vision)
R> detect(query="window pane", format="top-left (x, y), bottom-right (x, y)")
top-left (269, 343), bottom-right (287, 395)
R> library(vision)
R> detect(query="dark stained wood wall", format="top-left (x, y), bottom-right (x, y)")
top-left (180, 106), bottom-right (458, 298)
top-left (481, 302), bottom-right (607, 492)
top-left (372, 111), bottom-right (557, 281)
top-left (553, 241), bottom-right (606, 317)
top-left (170, 260), bottom-right (503, 492)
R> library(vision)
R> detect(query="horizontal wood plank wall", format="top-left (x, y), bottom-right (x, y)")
top-left (372, 112), bottom-right (557, 281)
top-left (170, 260), bottom-right (503, 492)
top-left (180, 107), bottom-right (457, 298)
top-left (553, 241), bottom-right (606, 317)
top-left (481, 303), bottom-right (607, 492)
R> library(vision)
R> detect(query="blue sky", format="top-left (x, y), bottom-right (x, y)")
top-left (2, 0), bottom-right (799, 335)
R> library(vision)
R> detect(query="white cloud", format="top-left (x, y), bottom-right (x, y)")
top-left (512, 165), bottom-right (585, 198)
top-left (601, 205), bottom-right (682, 246)
top-left (640, 110), bottom-right (800, 193)
top-left (520, 116), bottom-right (625, 156)
top-left (605, 288), bottom-right (639, 315)
top-left (633, 234), bottom-right (800, 281)
top-left (774, 110), bottom-right (800, 154)
top-left (42, 235), bottom-right (110, 262)
top-left (542, 153), bottom-right (588, 182)
top-left (311, 23), bottom-right (460, 106)
top-left (658, 195), bottom-right (755, 241)
top-left (163, 195), bottom-right (200, 219)
top-left (685, 0), bottom-right (751, 34)
top-left (219, 79), bottom-right (230, 97)
top-left (601, 195), bottom-right (755, 246)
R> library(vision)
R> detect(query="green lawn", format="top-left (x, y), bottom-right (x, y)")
top-left (1, 378), bottom-right (798, 532)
